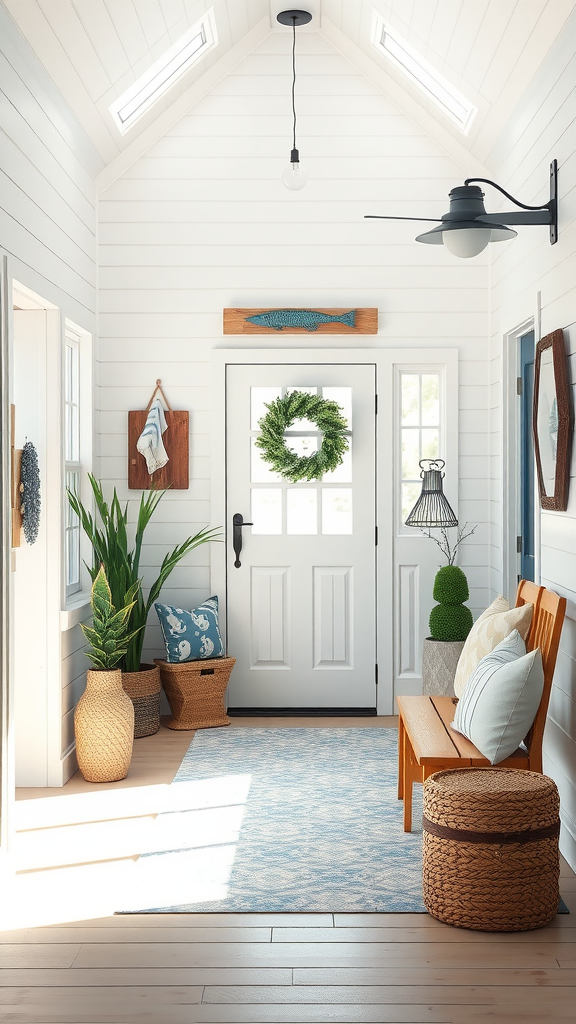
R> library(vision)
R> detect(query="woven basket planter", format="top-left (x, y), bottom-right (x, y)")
top-left (155, 657), bottom-right (235, 730)
top-left (422, 767), bottom-right (560, 932)
top-left (122, 663), bottom-right (161, 738)
top-left (74, 669), bottom-right (134, 783)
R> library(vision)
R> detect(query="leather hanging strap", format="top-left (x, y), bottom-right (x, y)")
top-left (146, 379), bottom-right (173, 412)
top-left (422, 815), bottom-right (560, 845)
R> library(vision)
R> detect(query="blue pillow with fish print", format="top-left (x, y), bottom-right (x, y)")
top-left (155, 597), bottom-right (224, 663)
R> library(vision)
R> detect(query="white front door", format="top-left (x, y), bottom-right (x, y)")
top-left (225, 362), bottom-right (376, 711)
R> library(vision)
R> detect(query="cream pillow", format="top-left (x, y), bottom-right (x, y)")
top-left (453, 596), bottom-right (533, 698)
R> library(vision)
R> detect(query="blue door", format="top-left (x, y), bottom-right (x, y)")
top-left (520, 331), bottom-right (535, 582)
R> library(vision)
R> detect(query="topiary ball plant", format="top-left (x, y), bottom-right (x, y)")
top-left (429, 564), bottom-right (473, 642)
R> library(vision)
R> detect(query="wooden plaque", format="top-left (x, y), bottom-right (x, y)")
top-left (223, 307), bottom-right (378, 335)
top-left (128, 410), bottom-right (189, 490)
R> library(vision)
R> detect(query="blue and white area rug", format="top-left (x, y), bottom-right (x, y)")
top-left (119, 727), bottom-right (428, 913)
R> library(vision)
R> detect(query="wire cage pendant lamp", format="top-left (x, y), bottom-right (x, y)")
top-left (405, 459), bottom-right (458, 528)
top-left (277, 10), bottom-right (312, 190)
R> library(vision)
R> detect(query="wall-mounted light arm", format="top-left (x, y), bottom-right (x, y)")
top-left (466, 160), bottom-right (558, 244)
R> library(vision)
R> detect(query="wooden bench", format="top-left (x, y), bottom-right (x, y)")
top-left (397, 580), bottom-right (566, 832)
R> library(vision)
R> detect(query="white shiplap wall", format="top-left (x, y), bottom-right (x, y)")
top-left (0, 2), bottom-right (102, 784)
top-left (98, 30), bottom-right (491, 677)
top-left (488, 8), bottom-right (576, 870)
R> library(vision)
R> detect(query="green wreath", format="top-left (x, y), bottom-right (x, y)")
top-left (256, 391), bottom-right (349, 483)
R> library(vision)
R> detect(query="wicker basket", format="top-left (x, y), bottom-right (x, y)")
top-left (155, 657), bottom-right (235, 730)
top-left (422, 767), bottom-right (560, 932)
top-left (122, 664), bottom-right (161, 738)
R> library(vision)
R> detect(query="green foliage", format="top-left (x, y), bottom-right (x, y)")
top-left (432, 565), bottom-right (469, 605)
top-left (429, 564), bottom-right (473, 642)
top-left (429, 603), bottom-right (474, 642)
top-left (68, 475), bottom-right (221, 672)
top-left (81, 565), bottom-right (142, 670)
top-left (256, 391), bottom-right (349, 482)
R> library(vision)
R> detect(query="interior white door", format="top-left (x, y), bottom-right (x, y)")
top-left (226, 363), bottom-right (376, 710)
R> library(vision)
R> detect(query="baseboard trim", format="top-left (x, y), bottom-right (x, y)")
top-left (227, 707), bottom-right (378, 717)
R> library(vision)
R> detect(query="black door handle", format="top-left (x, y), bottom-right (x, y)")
top-left (233, 512), bottom-right (253, 568)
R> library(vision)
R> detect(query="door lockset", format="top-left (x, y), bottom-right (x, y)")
top-left (232, 512), bottom-right (253, 568)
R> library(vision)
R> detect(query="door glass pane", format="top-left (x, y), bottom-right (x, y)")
top-left (421, 428), bottom-right (439, 460)
top-left (322, 386), bottom-right (352, 425)
top-left (402, 482), bottom-right (421, 524)
top-left (284, 435), bottom-right (318, 458)
top-left (323, 442), bottom-right (352, 482)
top-left (401, 429), bottom-right (420, 479)
top-left (250, 439), bottom-right (281, 482)
top-left (401, 375), bottom-right (419, 425)
top-left (422, 375), bottom-right (439, 425)
top-left (251, 387), bottom-right (282, 430)
top-left (287, 488), bottom-right (317, 534)
top-left (322, 489), bottom-right (353, 534)
top-left (251, 489), bottom-right (282, 534)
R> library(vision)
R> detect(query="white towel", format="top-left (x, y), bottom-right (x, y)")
top-left (136, 398), bottom-right (169, 475)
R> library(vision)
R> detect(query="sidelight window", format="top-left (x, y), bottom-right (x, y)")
top-left (399, 372), bottom-right (441, 527)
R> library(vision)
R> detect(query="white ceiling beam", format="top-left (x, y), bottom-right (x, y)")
top-left (321, 15), bottom-right (491, 181)
top-left (96, 15), bottom-right (271, 195)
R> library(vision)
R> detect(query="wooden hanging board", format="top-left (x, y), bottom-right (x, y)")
top-left (128, 381), bottom-right (189, 490)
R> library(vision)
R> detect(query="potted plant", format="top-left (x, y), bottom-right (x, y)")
top-left (421, 524), bottom-right (475, 696)
top-left (68, 476), bottom-right (221, 736)
top-left (74, 565), bottom-right (142, 782)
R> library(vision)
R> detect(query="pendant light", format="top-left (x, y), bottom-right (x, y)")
top-left (405, 459), bottom-right (458, 528)
top-left (277, 10), bottom-right (312, 190)
top-left (366, 160), bottom-right (558, 257)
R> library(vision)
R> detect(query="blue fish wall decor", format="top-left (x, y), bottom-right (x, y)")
top-left (223, 307), bottom-right (378, 335)
top-left (245, 309), bottom-right (356, 332)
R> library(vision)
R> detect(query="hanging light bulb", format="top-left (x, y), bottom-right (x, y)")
top-left (277, 10), bottom-right (312, 190)
top-left (282, 147), bottom-right (308, 190)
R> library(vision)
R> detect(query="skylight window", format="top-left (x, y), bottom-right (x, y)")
top-left (109, 9), bottom-right (217, 134)
top-left (371, 12), bottom-right (476, 134)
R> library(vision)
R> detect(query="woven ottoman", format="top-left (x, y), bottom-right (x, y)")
top-left (422, 768), bottom-right (560, 931)
top-left (155, 657), bottom-right (235, 730)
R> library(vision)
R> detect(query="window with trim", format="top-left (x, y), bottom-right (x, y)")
top-left (399, 372), bottom-right (441, 527)
top-left (64, 329), bottom-right (81, 598)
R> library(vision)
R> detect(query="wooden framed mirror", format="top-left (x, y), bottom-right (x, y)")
top-left (533, 328), bottom-right (573, 510)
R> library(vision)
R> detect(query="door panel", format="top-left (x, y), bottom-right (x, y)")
top-left (226, 363), bottom-right (376, 710)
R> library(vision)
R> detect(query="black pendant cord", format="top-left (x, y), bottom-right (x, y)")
top-left (464, 177), bottom-right (550, 211)
top-left (291, 17), bottom-right (297, 153)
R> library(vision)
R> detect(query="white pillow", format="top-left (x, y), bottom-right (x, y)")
top-left (453, 596), bottom-right (533, 698)
top-left (451, 630), bottom-right (544, 765)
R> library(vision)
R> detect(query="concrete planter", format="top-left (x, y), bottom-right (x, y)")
top-left (422, 638), bottom-right (466, 696)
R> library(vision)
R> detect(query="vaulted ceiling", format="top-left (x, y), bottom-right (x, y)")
top-left (3, 0), bottom-right (575, 173)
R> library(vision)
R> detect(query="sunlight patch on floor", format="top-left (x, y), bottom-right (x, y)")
top-left (1, 774), bottom-right (251, 930)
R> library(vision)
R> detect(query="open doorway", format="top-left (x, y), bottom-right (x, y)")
top-left (502, 319), bottom-right (540, 600)
top-left (519, 330), bottom-right (536, 582)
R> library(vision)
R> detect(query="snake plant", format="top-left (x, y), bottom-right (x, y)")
top-left (81, 565), bottom-right (142, 671)
top-left (68, 475), bottom-right (221, 672)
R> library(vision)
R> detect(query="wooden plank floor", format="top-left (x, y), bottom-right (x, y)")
top-left (1, 718), bottom-right (575, 1023)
